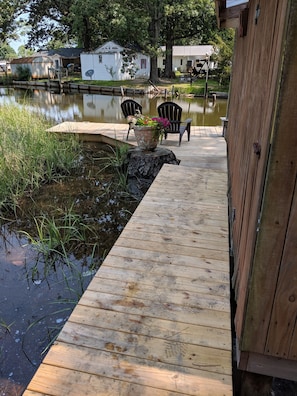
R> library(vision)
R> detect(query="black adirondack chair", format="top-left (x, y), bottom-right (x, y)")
top-left (121, 99), bottom-right (143, 140)
top-left (157, 101), bottom-right (192, 146)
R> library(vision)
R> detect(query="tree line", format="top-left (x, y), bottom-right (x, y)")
top-left (0, 0), bottom-right (234, 82)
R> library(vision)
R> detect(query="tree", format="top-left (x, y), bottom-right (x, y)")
top-left (162, 0), bottom-right (217, 78)
top-left (17, 44), bottom-right (34, 56)
top-left (147, 0), bottom-right (164, 82)
top-left (115, 0), bottom-right (217, 81)
top-left (70, 0), bottom-right (119, 50)
top-left (0, 0), bottom-right (23, 43)
top-left (210, 29), bottom-right (234, 85)
top-left (26, 0), bottom-right (74, 49)
top-left (0, 43), bottom-right (16, 59)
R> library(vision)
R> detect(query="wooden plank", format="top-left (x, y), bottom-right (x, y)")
top-left (66, 305), bottom-right (231, 351)
top-left (239, 351), bottom-right (297, 382)
top-left (117, 228), bottom-right (228, 252)
top-left (124, 222), bottom-right (229, 243)
top-left (107, 246), bottom-right (229, 273)
top-left (96, 265), bottom-right (230, 296)
top-left (95, 264), bottom-right (229, 289)
top-left (265, 166), bottom-right (297, 358)
top-left (24, 365), bottom-right (185, 396)
top-left (38, 343), bottom-right (232, 395)
top-left (113, 237), bottom-right (228, 262)
top-left (104, 247), bottom-right (229, 271)
top-left (58, 321), bottom-right (231, 375)
top-left (79, 290), bottom-right (231, 330)
top-left (128, 209), bottom-right (228, 228)
top-left (132, 200), bottom-right (228, 219)
top-left (86, 276), bottom-right (230, 312)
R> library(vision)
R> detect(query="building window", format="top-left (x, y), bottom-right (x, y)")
top-left (141, 59), bottom-right (146, 69)
top-left (98, 55), bottom-right (102, 63)
top-left (180, 59), bottom-right (183, 66)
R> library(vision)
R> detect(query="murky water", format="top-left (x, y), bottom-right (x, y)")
top-left (0, 87), bottom-right (227, 126)
top-left (0, 142), bottom-right (138, 394)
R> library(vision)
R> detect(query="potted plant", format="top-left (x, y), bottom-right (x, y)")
top-left (127, 113), bottom-right (170, 151)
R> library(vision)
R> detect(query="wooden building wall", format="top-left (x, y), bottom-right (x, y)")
top-left (226, 0), bottom-right (297, 378)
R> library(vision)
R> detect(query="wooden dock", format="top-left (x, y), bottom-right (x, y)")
top-left (23, 124), bottom-right (232, 395)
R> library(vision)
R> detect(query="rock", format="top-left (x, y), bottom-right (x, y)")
top-left (126, 147), bottom-right (180, 199)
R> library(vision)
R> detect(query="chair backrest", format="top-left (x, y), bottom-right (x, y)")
top-left (121, 99), bottom-right (142, 118)
top-left (157, 102), bottom-right (182, 132)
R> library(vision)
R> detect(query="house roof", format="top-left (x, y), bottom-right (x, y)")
top-left (85, 41), bottom-right (147, 55)
top-left (92, 41), bottom-right (124, 54)
top-left (36, 48), bottom-right (84, 59)
top-left (10, 56), bottom-right (53, 64)
top-left (160, 45), bottom-right (214, 58)
top-left (47, 48), bottom-right (84, 58)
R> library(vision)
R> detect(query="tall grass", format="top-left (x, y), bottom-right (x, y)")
top-left (98, 143), bottom-right (130, 193)
top-left (0, 104), bottom-right (81, 214)
top-left (21, 206), bottom-right (100, 282)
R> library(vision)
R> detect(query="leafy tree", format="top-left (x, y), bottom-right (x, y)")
top-left (114, 0), bottom-right (217, 81)
top-left (0, 0), bottom-right (23, 43)
top-left (210, 29), bottom-right (235, 85)
top-left (161, 0), bottom-right (217, 78)
top-left (17, 44), bottom-right (34, 56)
top-left (70, 0), bottom-right (118, 50)
top-left (26, 0), bottom-right (74, 49)
top-left (0, 43), bottom-right (16, 59)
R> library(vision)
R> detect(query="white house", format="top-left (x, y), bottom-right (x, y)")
top-left (80, 41), bottom-right (150, 81)
top-left (158, 45), bottom-right (215, 74)
top-left (0, 60), bottom-right (10, 73)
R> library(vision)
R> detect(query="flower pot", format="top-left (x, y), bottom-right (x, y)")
top-left (134, 126), bottom-right (159, 151)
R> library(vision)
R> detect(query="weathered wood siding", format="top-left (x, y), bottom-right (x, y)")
top-left (227, 0), bottom-right (297, 362)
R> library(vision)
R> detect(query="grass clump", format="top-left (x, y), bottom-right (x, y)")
top-left (21, 206), bottom-right (100, 281)
top-left (0, 104), bottom-right (81, 214)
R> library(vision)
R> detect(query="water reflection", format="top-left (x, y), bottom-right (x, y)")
top-left (0, 87), bottom-right (227, 126)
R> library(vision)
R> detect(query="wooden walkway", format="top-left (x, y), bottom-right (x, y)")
top-left (24, 124), bottom-right (232, 395)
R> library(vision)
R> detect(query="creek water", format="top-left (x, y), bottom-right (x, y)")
top-left (0, 142), bottom-right (139, 394)
top-left (0, 87), bottom-right (227, 126)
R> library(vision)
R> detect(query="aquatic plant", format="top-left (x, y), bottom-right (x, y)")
top-left (98, 143), bottom-right (130, 192)
top-left (21, 206), bottom-right (100, 279)
top-left (0, 103), bottom-right (81, 215)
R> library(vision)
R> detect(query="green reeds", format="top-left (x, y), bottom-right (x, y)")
top-left (21, 206), bottom-right (100, 279)
top-left (0, 103), bottom-right (81, 214)
top-left (100, 143), bottom-right (130, 192)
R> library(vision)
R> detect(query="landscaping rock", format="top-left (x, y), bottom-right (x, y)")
top-left (126, 147), bottom-right (180, 199)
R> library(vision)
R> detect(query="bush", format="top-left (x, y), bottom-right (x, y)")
top-left (15, 65), bottom-right (31, 81)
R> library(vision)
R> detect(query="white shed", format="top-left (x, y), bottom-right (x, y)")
top-left (158, 45), bottom-right (214, 73)
top-left (80, 41), bottom-right (150, 81)
top-left (10, 56), bottom-right (53, 79)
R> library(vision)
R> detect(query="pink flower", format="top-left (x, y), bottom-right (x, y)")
top-left (152, 117), bottom-right (170, 129)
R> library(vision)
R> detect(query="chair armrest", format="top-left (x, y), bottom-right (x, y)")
top-left (183, 118), bottom-right (192, 125)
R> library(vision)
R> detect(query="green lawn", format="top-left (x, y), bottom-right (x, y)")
top-left (66, 76), bottom-right (228, 96)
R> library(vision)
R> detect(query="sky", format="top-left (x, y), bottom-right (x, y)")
top-left (227, 0), bottom-right (248, 6)
top-left (10, 39), bottom-right (23, 52)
